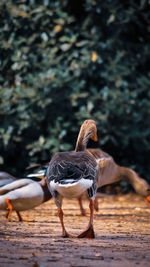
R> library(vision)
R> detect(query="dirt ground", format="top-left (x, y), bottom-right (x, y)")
top-left (0, 193), bottom-right (150, 267)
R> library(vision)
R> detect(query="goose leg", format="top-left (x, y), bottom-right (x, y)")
top-left (94, 196), bottom-right (99, 212)
top-left (78, 199), bottom-right (95, 238)
top-left (5, 198), bottom-right (13, 221)
top-left (78, 196), bottom-right (86, 216)
top-left (58, 208), bottom-right (72, 238)
top-left (144, 195), bottom-right (150, 208)
top-left (78, 196), bottom-right (98, 216)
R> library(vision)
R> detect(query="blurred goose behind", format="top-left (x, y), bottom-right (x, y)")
top-left (78, 148), bottom-right (150, 212)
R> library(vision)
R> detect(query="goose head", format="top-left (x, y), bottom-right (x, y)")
top-left (75, 119), bottom-right (98, 152)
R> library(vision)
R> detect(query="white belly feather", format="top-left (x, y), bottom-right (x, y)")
top-left (50, 178), bottom-right (93, 198)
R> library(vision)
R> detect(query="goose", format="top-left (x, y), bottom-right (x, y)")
top-left (46, 119), bottom-right (99, 238)
top-left (0, 177), bottom-right (51, 221)
top-left (78, 148), bottom-right (150, 213)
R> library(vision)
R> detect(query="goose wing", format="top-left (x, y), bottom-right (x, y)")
top-left (46, 151), bottom-right (98, 185)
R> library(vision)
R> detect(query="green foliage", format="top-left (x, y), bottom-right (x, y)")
top-left (0, 0), bottom-right (150, 183)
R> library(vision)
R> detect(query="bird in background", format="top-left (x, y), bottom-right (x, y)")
top-left (0, 176), bottom-right (51, 221)
top-left (78, 148), bottom-right (150, 214)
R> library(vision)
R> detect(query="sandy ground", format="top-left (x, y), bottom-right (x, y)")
top-left (0, 193), bottom-right (150, 267)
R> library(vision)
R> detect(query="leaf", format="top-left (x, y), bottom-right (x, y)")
top-left (53, 25), bottom-right (62, 33)
top-left (107, 14), bottom-right (115, 24)
top-left (0, 156), bottom-right (4, 164)
top-left (91, 52), bottom-right (98, 62)
top-left (60, 43), bottom-right (71, 51)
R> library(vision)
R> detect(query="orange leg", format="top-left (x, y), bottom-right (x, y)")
top-left (144, 195), bottom-right (150, 208)
top-left (5, 198), bottom-right (13, 221)
top-left (6, 210), bottom-right (23, 222)
top-left (78, 196), bottom-right (98, 216)
top-left (58, 208), bottom-right (73, 238)
top-left (78, 199), bottom-right (95, 238)
top-left (78, 196), bottom-right (86, 216)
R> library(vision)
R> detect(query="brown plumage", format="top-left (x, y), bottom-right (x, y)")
top-left (88, 148), bottom-right (150, 195)
top-left (78, 148), bottom-right (150, 213)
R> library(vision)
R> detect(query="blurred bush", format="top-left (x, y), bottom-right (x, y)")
top-left (0, 0), bottom-right (150, 184)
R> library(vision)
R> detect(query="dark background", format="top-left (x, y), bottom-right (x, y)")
top-left (0, 0), bottom-right (150, 191)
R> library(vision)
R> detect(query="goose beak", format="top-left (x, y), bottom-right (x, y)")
top-left (144, 195), bottom-right (150, 208)
top-left (147, 195), bottom-right (150, 201)
top-left (93, 135), bottom-right (98, 142)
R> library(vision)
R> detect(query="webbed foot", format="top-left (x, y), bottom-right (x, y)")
top-left (78, 226), bottom-right (95, 238)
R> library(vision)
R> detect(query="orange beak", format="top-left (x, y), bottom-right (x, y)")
top-left (146, 195), bottom-right (150, 202)
top-left (144, 195), bottom-right (150, 208)
top-left (93, 135), bottom-right (98, 142)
